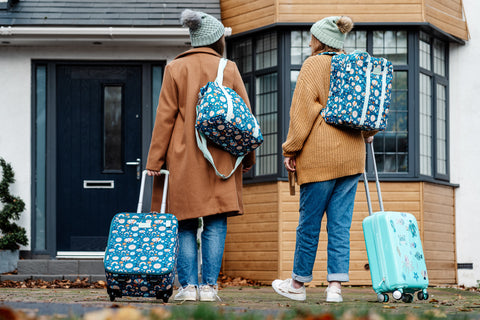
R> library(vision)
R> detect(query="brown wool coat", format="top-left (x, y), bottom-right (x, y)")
top-left (146, 47), bottom-right (255, 221)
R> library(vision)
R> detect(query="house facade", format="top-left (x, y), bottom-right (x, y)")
top-left (1, 0), bottom-right (478, 287)
top-left (219, 0), bottom-right (475, 286)
top-left (0, 0), bottom-right (197, 256)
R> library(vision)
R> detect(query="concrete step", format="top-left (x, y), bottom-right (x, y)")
top-left (1, 259), bottom-right (180, 287)
top-left (0, 274), bottom-right (106, 282)
top-left (0, 259), bottom-right (105, 282)
top-left (18, 259), bottom-right (105, 275)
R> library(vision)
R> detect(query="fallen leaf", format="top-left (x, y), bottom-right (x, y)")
top-left (424, 310), bottom-right (447, 318)
top-left (115, 307), bottom-right (143, 320)
top-left (0, 306), bottom-right (17, 320)
top-left (368, 312), bottom-right (384, 320)
top-left (405, 314), bottom-right (419, 320)
top-left (84, 309), bottom-right (116, 320)
top-left (149, 308), bottom-right (171, 320)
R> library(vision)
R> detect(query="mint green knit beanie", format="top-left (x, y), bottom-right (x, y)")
top-left (310, 16), bottom-right (353, 49)
top-left (181, 9), bottom-right (225, 47)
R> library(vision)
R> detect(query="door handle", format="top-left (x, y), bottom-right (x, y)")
top-left (126, 160), bottom-right (140, 166)
top-left (126, 158), bottom-right (141, 180)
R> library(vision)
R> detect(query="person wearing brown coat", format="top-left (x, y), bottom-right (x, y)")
top-left (146, 9), bottom-right (255, 302)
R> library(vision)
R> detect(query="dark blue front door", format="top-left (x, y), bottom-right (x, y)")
top-left (56, 65), bottom-right (142, 252)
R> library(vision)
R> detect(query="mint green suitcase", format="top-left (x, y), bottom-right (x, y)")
top-left (362, 144), bottom-right (429, 303)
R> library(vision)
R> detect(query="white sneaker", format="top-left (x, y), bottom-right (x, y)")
top-left (272, 278), bottom-right (306, 301)
top-left (174, 284), bottom-right (198, 301)
top-left (325, 286), bottom-right (343, 302)
top-left (199, 285), bottom-right (220, 302)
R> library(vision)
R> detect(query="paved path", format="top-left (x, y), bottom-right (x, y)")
top-left (0, 286), bottom-right (479, 318)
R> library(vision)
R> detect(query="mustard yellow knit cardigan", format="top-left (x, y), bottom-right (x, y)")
top-left (282, 54), bottom-right (370, 185)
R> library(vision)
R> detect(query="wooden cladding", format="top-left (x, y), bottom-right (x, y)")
top-left (222, 181), bottom-right (457, 286)
top-left (424, 0), bottom-right (469, 41)
top-left (220, 0), bottom-right (469, 40)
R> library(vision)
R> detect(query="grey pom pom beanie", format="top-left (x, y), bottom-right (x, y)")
top-left (310, 16), bottom-right (348, 49)
top-left (181, 9), bottom-right (225, 47)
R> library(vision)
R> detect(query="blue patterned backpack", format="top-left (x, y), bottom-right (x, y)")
top-left (195, 58), bottom-right (263, 179)
top-left (320, 51), bottom-right (393, 131)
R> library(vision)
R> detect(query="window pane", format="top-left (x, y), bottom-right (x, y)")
top-left (290, 70), bottom-right (299, 100)
top-left (231, 39), bottom-right (252, 73)
top-left (419, 73), bottom-right (432, 176)
top-left (372, 30), bottom-right (407, 64)
top-left (436, 84), bottom-right (447, 175)
top-left (256, 32), bottom-right (277, 69)
top-left (374, 71), bottom-right (408, 173)
top-left (419, 32), bottom-right (431, 70)
top-left (434, 39), bottom-right (446, 76)
top-left (35, 65), bottom-right (47, 251)
top-left (104, 86), bottom-right (123, 171)
top-left (344, 30), bottom-right (367, 53)
top-left (255, 73), bottom-right (278, 175)
top-left (152, 65), bottom-right (163, 128)
top-left (291, 31), bottom-right (310, 65)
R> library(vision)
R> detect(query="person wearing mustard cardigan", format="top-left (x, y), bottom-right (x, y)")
top-left (272, 16), bottom-right (375, 303)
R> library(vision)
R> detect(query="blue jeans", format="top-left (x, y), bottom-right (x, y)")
top-left (176, 213), bottom-right (227, 287)
top-left (292, 174), bottom-right (361, 284)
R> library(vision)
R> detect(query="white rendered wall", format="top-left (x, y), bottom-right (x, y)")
top-left (0, 46), bottom-right (32, 249)
top-left (0, 44), bottom-right (188, 250)
top-left (450, 0), bottom-right (480, 288)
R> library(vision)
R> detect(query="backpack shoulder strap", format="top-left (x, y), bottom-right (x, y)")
top-left (215, 58), bottom-right (228, 85)
top-left (317, 52), bottom-right (339, 56)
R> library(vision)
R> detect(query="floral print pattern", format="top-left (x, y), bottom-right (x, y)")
top-left (196, 77), bottom-right (263, 157)
top-left (104, 213), bottom-right (178, 297)
top-left (320, 51), bottom-right (393, 131)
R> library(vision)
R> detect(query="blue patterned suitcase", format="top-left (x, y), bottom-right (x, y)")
top-left (362, 144), bottom-right (429, 303)
top-left (104, 170), bottom-right (178, 302)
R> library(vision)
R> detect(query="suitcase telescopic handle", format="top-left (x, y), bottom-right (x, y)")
top-left (363, 143), bottom-right (384, 216)
top-left (137, 169), bottom-right (169, 214)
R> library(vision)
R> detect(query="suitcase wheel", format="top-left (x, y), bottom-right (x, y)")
top-left (377, 293), bottom-right (389, 303)
top-left (107, 286), bottom-right (122, 302)
top-left (392, 290), bottom-right (403, 300)
top-left (401, 293), bottom-right (414, 303)
top-left (155, 287), bottom-right (173, 303)
top-left (417, 290), bottom-right (429, 301)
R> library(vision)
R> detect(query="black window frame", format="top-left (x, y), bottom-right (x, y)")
top-left (417, 32), bottom-right (450, 181)
top-left (228, 30), bottom-right (285, 183)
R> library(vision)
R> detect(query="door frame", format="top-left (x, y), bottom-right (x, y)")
top-left (31, 60), bottom-right (165, 258)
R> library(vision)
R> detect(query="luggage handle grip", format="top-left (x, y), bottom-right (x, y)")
top-left (363, 143), bottom-right (384, 216)
top-left (137, 169), bottom-right (169, 214)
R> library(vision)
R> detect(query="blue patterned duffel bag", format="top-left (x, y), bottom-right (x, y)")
top-left (195, 58), bottom-right (263, 179)
top-left (320, 51), bottom-right (393, 131)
